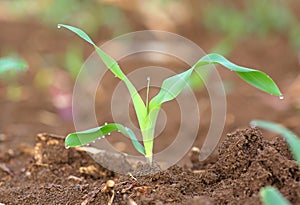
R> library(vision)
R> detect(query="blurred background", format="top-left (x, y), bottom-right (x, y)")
top-left (0, 0), bottom-right (300, 155)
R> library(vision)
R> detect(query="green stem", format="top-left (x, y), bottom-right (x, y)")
top-left (142, 127), bottom-right (154, 163)
top-left (142, 105), bottom-right (161, 164)
top-left (146, 76), bottom-right (150, 113)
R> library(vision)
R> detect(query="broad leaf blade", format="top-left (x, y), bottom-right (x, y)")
top-left (0, 57), bottom-right (27, 74)
top-left (58, 24), bottom-right (94, 45)
top-left (65, 123), bottom-right (145, 155)
top-left (58, 24), bottom-right (147, 130)
top-left (198, 53), bottom-right (282, 96)
top-left (188, 66), bottom-right (211, 89)
top-left (150, 53), bottom-right (281, 110)
top-left (58, 24), bottom-right (125, 79)
top-left (260, 186), bottom-right (291, 205)
top-left (251, 120), bottom-right (300, 165)
top-left (237, 71), bottom-right (280, 96)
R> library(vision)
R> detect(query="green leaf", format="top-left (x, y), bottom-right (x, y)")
top-left (146, 53), bottom-right (281, 159)
top-left (196, 54), bottom-right (282, 96)
top-left (260, 186), bottom-right (291, 205)
top-left (251, 120), bottom-right (300, 165)
top-left (58, 24), bottom-right (124, 79)
top-left (150, 53), bottom-right (281, 110)
top-left (188, 66), bottom-right (211, 89)
top-left (0, 57), bottom-right (27, 74)
top-left (150, 69), bottom-right (193, 107)
top-left (65, 123), bottom-right (145, 155)
top-left (58, 24), bottom-right (147, 130)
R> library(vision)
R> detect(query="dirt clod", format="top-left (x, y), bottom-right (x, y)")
top-left (196, 128), bottom-right (300, 204)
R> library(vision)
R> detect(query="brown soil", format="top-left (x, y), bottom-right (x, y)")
top-left (0, 128), bottom-right (299, 205)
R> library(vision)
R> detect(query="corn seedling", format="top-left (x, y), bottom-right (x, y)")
top-left (251, 120), bottom-right (300, 205)
top-left (60, 24), bottom-right (282, 164)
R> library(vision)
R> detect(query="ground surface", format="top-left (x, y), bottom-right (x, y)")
top-left (0, 128), bottom-right (299, 204)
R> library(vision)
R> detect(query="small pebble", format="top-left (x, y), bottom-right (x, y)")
top-left (106, 180), bottom-right (115, 188)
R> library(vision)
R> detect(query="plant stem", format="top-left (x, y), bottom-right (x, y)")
top-left (146, 155), bottom-right (153, 165)
top-left (142, 127), bottom-right (154, 164)
top-left (142, 105), bottom-right (161, 165)
top-left (146, 76), bottom-right (150, 113)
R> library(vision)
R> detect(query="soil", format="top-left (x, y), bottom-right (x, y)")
top-left (0, 128), bottom-right (299, 204)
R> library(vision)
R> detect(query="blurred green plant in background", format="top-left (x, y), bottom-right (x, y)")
top-left (1, 0), bottom-right (130, 36)
top-left (64, 44), bottom-right (84, 80)
top-left (2, 0), bottom-right (299, 56)
top-left (203, 0), bottom-right (300, 55)
top-left (0, 56), bottom-right (27, 101)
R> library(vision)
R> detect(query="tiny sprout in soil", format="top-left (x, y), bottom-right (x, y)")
top-left (59, 24), bottom-right (282, 164)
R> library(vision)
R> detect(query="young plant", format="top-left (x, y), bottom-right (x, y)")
top-left (251, 120), bottom-right (300, 205)
top-left (59, 24), bottom-right (282, 164)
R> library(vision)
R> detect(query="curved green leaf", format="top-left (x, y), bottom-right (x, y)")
top-left (65, 123), bottom-right (145, 155)
top-left (58, 24), bottom-right (147, 130)
top-left (198, 54), bottom-right (282, 96)
top-left (260, 186), bottom-right (291, 205)
top-left (150, 53), bottom-right (281, 109)
top-left (147, 53), bottom-right (281, 159)
top-left (58, 24), bottom-right (124, 79)
top-left (251, 120), bottom-right (300, 165)
top-left (0, 57), bottom-right (27, 74)
top-left (150, 69), bottom-right (193, 107)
